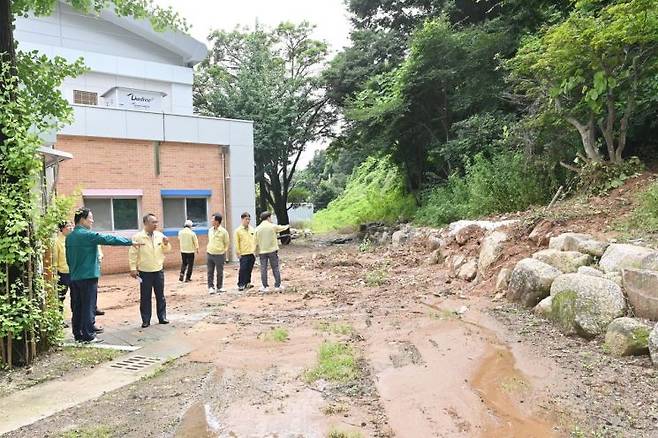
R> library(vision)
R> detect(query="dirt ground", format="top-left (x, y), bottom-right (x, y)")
top-left (4, 216), bottom-right (656, 438)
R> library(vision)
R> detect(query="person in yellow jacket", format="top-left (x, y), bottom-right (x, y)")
top-left (53, 221), bottom-right (73, 314)
top-left (129, 213), bottom-right (172, 328)
top-left (234, 212), bottom-right (256, 291)
top-left (254, 211), bottom-right (289, 293)
top-left (207, 212), bottom-right (229, 294)
top-left (178, 220), bottom-right (199, 282)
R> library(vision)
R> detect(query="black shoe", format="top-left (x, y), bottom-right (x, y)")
top-left (95, 309), bottom-right (105, 316)
top-left (159, 319), bottom-right (169, 325)
top-left (93, 326), bottom-right (104, 333)
top-left (238, 286), bottom-right (245, 291)
top-left (141, 322), bottom-right (150, 328)
top-left (184, 278), bottom-right (191, 282)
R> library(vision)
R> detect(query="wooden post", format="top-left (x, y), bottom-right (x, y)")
top-left (7, 332), bottom-right (12, 370)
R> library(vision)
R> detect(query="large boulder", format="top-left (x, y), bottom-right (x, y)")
top-left (495, 268), bottom-right (512, 292)
top-left (533, 296), bottom-right (554, 319)
top-left (428, 248), bottom-right (444, 265)
top-left (478, 231), bottom-right (508, 274)
top-left (458, 259), bottom-right (478, 281)
top-left (599, 244), bottom-right (656, 273)
top-left (550, 274), bottom-right (626, 338)
top-left (507, 258), bottom-right (562, 307)
top-left (528, 220), bottom-right (554, 247)
top-left (604, 317), bottom-right (651, 357)
top-left (650, 324), bottom-right (658, 367)
top-left (639, 252), bottom-right (658, 271)
top-left (577, 266), bottom-right (604, 278)
top-left (392, 230), bottom-right (409, 246)
top-left (532, 249), bottom-right (593, 273)
top-left (622, 269), bottom-right (658, 320)
top-left (455, 224), bottom-right (484, 246)
top-left (576, 239), bottom-right (610, 258)
top-left (549, 233), bottom-right (592, 251)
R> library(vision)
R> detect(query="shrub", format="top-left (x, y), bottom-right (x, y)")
top-left (624, 179), bottom-right (658, 233)
top-left (415, 151), bottom-right (556, 227)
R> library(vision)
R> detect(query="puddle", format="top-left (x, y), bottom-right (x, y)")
top-left (175, 402), bottom-right (220, 438)
top-left (472, 345), bottom-right (556, 438)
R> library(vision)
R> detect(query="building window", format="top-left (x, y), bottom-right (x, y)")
top-left (83, 198), bottom-right (139, 231)
top-left (163, 198), bottom-right (208, 228)
top-left (73, 90), bottom-right (98, 106)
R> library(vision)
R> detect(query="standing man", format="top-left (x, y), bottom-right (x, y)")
top-left (207, 213), bottom-right (229, 294)
top-left (129, 213), bottom-right (172, 328)
top-left (66, 208), bottom-right (135, 343)
top-left (178, 219), bottom-right (198, 282)
top-left (53, 221), bottom-right (73, 324)
top-left (234, 212), bottom-right (256, 291)
top-left (254, 211), bottom-right (290, 293)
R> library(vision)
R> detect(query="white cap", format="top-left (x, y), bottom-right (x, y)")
top-left (184, 220), bottom-right (193, 227)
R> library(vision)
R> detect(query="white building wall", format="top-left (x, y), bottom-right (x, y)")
top-left (15, 2), bottom-right (196, 114)
top-left (14, 2), bottom-right (184, 65)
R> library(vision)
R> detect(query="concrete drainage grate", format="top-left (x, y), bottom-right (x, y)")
top-left (109, 355), bottom-right (161, 372)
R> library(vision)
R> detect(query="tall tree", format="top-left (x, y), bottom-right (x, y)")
top-left (0, 0), bottom-right (184, 366)
top-left (507, 0), bottom-right (658, 163)
top-left (194, 22), bottom-right (334, 226)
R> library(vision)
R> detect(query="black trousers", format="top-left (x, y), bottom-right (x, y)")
top-left (139, 270), bottom-right (166, 324)
top-left (70, 278), bottom-right (97, 342)
top-left (179, 253), bottom-right (195, 281)
top-left (238, 254), bottom-right (256, 287)
top-left (57, 272), bottom-right (70, 304)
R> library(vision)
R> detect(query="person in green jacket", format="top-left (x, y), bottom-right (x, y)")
top-left (66, 208), bottom-right (137, 343)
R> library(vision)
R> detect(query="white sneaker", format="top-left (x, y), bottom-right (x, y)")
top-left (218, 288), bottom-right (227, 293)
top-left (208, 287), bottom-right (216, 295)
top-left (259, 286), bottom-right (270, 293)
top-left (274, 285), bottom-right (285, 293)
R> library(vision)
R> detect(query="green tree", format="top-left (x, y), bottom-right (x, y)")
top-left (507, 0), bottom-right (658, 163)
top-left (0, 0), bottom-right (184, 366)
top-left (195, 22), bottom-right (334, 226)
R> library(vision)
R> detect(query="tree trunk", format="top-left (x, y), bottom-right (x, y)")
top-left (567, 116), bottom-right (602, 162)
top-left (600, 93), bottom-right (617, 162)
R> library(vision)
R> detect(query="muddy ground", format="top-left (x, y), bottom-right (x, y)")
top-left (4, 233), bottom-right (658, 438)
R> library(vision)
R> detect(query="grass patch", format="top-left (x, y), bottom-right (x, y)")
top-left (327, 429), bottom-right (363, 438)
top-left (365, 269), bottom-right (387, 287)
top-left (429, 309), bottom-right (458, 320)
top-left (304, 341), bottom-right (359, 383)
top-left (619, 179), bottom-right (658, 233)
top-left (322, 403), bottom-right (350, 415)
top-left (141, 357), bottom-right (176, 381)
top-left (415, 151), bottom-right (557, 227)
top-left (262, 327), bottom-right (289, 342)
top-left (58, 425), bottom-right (113, 438)
top-left (63, 346), bottom-right (122, 367)
top-left (314, 322), bottom-right (354, 336)
top-left (312, 155), bottom-right (416, 233)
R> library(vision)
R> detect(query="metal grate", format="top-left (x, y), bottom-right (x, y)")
top-left (109, 355), bottom-right (161, 371)
top-left (73, 90), bottom-right (98, 106)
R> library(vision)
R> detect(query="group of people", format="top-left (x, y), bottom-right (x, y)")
top-left (54, 208), bottom-right (290, 344)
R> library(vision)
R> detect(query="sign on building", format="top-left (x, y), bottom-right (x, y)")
top-left (102, 87), bottom-right (166, 112)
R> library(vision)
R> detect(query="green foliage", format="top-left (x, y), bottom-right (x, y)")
top-left (314, 322), bottom-right (355, 337)
top-left (327, 429), bottom-right (363, 438)
top-left (415, 152), bottom-right (556, 226)
top-left (575, 156), bottom-right (644, 195)
top-left (623, 179), bottom-right (658, 233)
top-left (365, 269), bottom-right (387, 287)
top-left (304, 341), bottom-right (359, 383)
top-left (312, 156), bottom-right (416, 232)
top-left (263, 327), bottom-right (289, 342)
top-left (57, 425), bottom-right (112, 438)
top-left (507, 0), bottom-right (658, 162)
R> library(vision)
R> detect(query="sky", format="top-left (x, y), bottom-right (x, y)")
top-left (155, 0), bottom-right (353, 168)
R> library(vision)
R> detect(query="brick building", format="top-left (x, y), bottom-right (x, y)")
top-left (17, 2), bottom-right (256, 273)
